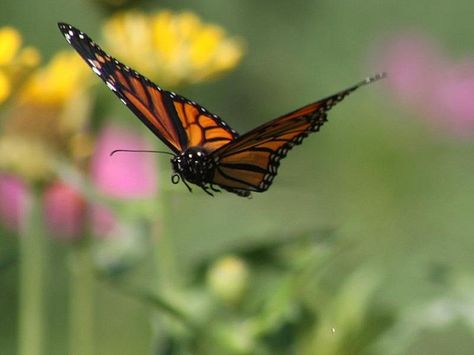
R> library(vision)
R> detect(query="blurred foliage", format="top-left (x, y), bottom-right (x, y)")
top-left (1, 1), bottom-right (474, 355)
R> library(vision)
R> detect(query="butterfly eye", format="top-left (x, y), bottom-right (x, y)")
top-left (171, 174), bottom-right (180, 184)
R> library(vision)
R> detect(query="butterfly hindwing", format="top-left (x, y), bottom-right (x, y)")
top-left (210, 75), bottom-right (385, 194)
top-left (58, 23), bottom-right (238, 155)
top-left (210, 110), bottom-right (325, 194)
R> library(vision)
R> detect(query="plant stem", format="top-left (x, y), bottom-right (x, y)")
top-left (141, 290), bottom-right (198, 332)
top-left (69, 239), bottom-right (94, 355)
top-left (18, 192), bottom-right (46, 355)
top-left (100, 279), bottom-right (198, 333)
top-left (153, 160), bottom-right (179, 289)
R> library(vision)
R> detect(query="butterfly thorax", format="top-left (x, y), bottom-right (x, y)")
top-left (171, 147), bottom-right (215, 185)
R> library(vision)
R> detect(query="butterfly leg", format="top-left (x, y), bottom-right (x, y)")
top-left (200, 185), bottom-right (215, 197)
top-left (210, 184), bottom-right (221, 193)
top-left (181, 177), bottom-right (193, 193)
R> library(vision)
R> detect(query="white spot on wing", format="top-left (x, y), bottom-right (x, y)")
top-left (92, 66), bottom-right (101, 76)
top-left (106, 81), bottom-right (116, 91)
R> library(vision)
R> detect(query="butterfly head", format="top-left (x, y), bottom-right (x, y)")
top-left (171, 147), bottom-right (215, 186)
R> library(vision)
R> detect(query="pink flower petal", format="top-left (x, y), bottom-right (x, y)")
top-left (91, 124), bottom-right (158, 198)
top-left (431, 63), bottom-right (474, 133)
top-left (43, 182), bottom-right (86, 240)
top-left (377, 33), bottom-right (444, 105)
top-left (375, 32), bottom-right (474, 135)
top-left (0, 174), bottom-right (29, 232)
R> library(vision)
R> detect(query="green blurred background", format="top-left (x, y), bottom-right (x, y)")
top-left (1, 0), bottom-right (474, 354)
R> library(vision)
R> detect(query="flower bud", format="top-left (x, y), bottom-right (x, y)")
top-left (43, 181), bottom-right (85, 240)
top-left (0, 174), bottom-right (29, 231)
top-left (207, 255), bottom-right (249, 305)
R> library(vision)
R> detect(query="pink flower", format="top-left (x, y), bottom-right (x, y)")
top-left (43, 181), bottom-right (86, 240)
top-left (0, 174), bottom-right (29, 231)
top-left (91, 124), bottom-right (158, 198)
top-left (43, 181), bottom-right (118, 240)
top-left (376, 33), bottom-right (474, 135)
top-left (377, 34), bottom-right (444, 105)
top-left (431, 63), bottom-right (474, 134)
top-left (0, 173), bottom-right (119, 240)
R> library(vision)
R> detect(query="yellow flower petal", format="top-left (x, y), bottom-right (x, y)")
top-left (21, 51), bottom-right (89, 106)
top-left (0, 30), bottom-right (86, 184)
top-left (213, 40), bottom-right (244, 72)
top-left (19, 47), bottom-right (41, 67)
top-left (152, 11), bottom-right (180, 62)
top-left (175, 12), bottom-right (201, 40)
top-left (190, 25), bottom-right (224, 68)
top-left (0, 27), bottom-right (21, 66)
top-left (0, 71), bottom-right (11, 104)
top-left (103, 11), bottom-right (155, 76)
top-left (0, 27), bottom-right (40, 104)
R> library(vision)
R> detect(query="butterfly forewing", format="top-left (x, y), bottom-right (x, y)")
top-left (58, 23), bottom-right (238, 155)
top-left (172, 99), bottom-right (238, 152)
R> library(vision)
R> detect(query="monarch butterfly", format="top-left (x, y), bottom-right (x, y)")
top-left (58, 23), bottom-right (385, 197)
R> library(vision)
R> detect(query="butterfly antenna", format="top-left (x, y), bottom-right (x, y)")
top-left (342, 72), bottom-right (386, 95)
top-left (362, 72), bottom-right (387, 86)
top-left (110, 149), bottom-right (175, 157)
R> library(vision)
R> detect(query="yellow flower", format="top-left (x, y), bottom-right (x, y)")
top-left (0, 51), bottom-right (92, 182)
top-left (0, 27), bottom-right (22, 66)
top-left (0, 26), bottom-right (40, 105)
top-left (18, 47), bottom-right (41, 68)
top-left (102, 10), bottom-right (243, 87)
top-left (0, 135), bottom-right (53, 182)
top-left (21, 51), bottom-right (90, 106)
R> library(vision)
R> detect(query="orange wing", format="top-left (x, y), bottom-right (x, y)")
top-left (171, 98), bottom-right (238, 152)
top-left (210, 74), bottom-right (386, 195)
top-left (58, 23), bottom-right (238, 154)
